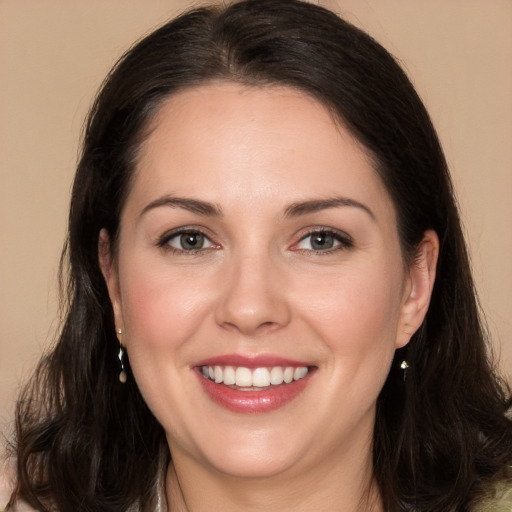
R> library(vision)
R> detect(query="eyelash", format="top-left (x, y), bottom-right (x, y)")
top-left (292, 228), bottom-right (354, 255)
top-left (156, 228), bottom-right (217, 254)
top-left (156, 227), bottom-right (354, 255)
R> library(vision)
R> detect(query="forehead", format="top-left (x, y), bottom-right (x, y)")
top-left (128, 82), bottom-right (394, 221)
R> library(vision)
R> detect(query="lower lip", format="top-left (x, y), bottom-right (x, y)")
top-left (196, 370), bottom-right (313, 414)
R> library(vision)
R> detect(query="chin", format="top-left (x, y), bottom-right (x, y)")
top-left (205, 447), bottom-right (301, 480)
top-left (188, 424), bottom-right (312, 480)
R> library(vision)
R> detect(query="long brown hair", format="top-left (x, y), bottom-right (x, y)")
top-left (12, 1), bottom-right (511, 510)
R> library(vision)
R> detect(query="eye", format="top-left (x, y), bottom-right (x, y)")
top-left (294, 230), bottom-right (352, 252)
top-left (160, 230), bottom-right (217, 252)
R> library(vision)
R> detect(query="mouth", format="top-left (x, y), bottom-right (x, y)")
top-left (200, 364), bottom-right (310, 389)
top-left (194, 357), bottom-right (315, 413)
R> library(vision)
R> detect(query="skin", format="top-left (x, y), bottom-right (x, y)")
top-left (100, 83), bottom-right (438, 512)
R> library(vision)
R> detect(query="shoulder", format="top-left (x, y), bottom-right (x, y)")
top-left (474, 480), bottom-right (512, 512)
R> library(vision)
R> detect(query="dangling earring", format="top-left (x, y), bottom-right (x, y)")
top-left (400, 360), bottom-right (409, 382)
top-left (116, 328), bottom-right (127, 384)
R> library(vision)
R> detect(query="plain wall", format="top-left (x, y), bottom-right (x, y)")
top-left (1, 0), bottom-right (511, 431)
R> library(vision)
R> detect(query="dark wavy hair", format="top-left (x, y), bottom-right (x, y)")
top-left (11, 1), bottom-right (511, 510)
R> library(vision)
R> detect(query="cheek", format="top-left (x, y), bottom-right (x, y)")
top-left (281, 260), bottom-right (406, 449)
top-left (119, 261), bottom-right (209, 342)
top-left (115, 258), bottom-right (214, 423)
top-left (116, 256), bottom-right (217, 394)
top-left (296, 259), bottom-right (405, 369)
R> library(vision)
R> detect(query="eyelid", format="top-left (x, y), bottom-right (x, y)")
top-left (156, 226), bottom-right (220, 252)
top-left (291, 227), bottom-right (353, 252)
top-left (155, 225), bottom-right (352, 254)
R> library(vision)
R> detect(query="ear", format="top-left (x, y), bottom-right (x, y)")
top-left (98, 228), bottom-right (124, 336)
top-left (396, 229), bottom-right (439, 349)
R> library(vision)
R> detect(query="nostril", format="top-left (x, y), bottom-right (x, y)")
top-left (260, 321), bottom-right (281, 332)
top-left (219, 319), bottom-right (282, 336)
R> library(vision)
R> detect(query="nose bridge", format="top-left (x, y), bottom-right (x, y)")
top-left (215, 245), bottom-right (290, 335)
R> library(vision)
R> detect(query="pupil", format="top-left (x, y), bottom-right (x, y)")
top-left (311, 232), bottom-right (333, 250)
top-left (181, 232), bottom-right (203, 250)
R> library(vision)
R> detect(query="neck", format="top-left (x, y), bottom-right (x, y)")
top-left (164, 439), bottom-right (382, 512)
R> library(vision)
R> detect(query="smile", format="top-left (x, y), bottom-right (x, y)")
top-left (195, 356), bottom-right (315, 414)
top-left (200, 365), bottom-right (309, 388)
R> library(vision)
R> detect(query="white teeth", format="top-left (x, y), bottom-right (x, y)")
top-left (294, 367), bottom-right (308, 380)
top-left (201, 365), bottom-right (310, 387)
top-left (223, 366), bottom-right (236, 385)
top-left (214, 366), bottom-right (223, 383)
top-left (235, 367), bottom-right (253, 387)
top-left (270, 367), bottom-right (284, 385)
top-left (252, 368), bottom-right (270, 387)
top-left (283, 367), bottom-right (294, 383)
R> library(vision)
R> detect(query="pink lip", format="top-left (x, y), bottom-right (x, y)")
top-left (194, 353), bottom-right (309, 368)
top-left (193, 353), bottom-right (315, 414)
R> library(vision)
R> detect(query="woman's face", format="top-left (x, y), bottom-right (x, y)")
top-left (102, 83), bottom-right (435, 480)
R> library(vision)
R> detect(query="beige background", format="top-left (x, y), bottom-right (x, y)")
top-left (1, 0), bottom-right (511, 431)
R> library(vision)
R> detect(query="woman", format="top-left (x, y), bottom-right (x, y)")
top-left (2, 0), bottom-right (511, 510)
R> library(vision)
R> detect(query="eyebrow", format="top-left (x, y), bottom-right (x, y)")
top-left (139, 196), bottom-right (223, 218)
top-left (139, 195), bottom-right (374, 221)
top-left (284, 197), bottom-right (375, 220)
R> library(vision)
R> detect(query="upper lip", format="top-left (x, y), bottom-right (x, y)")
top-left (193, 354), bottom-right (312, 369)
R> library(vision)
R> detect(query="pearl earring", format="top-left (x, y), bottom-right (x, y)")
top-left (400, 360), bottom-right (409, 382)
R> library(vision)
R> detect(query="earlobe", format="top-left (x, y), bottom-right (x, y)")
top-left (396, 229), bottom-right (439, 348)
top-left (98, 228), bottom-right (124, 331)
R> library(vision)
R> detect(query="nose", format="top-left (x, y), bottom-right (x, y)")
top-left (215, 253), bottom-right (291, 336)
